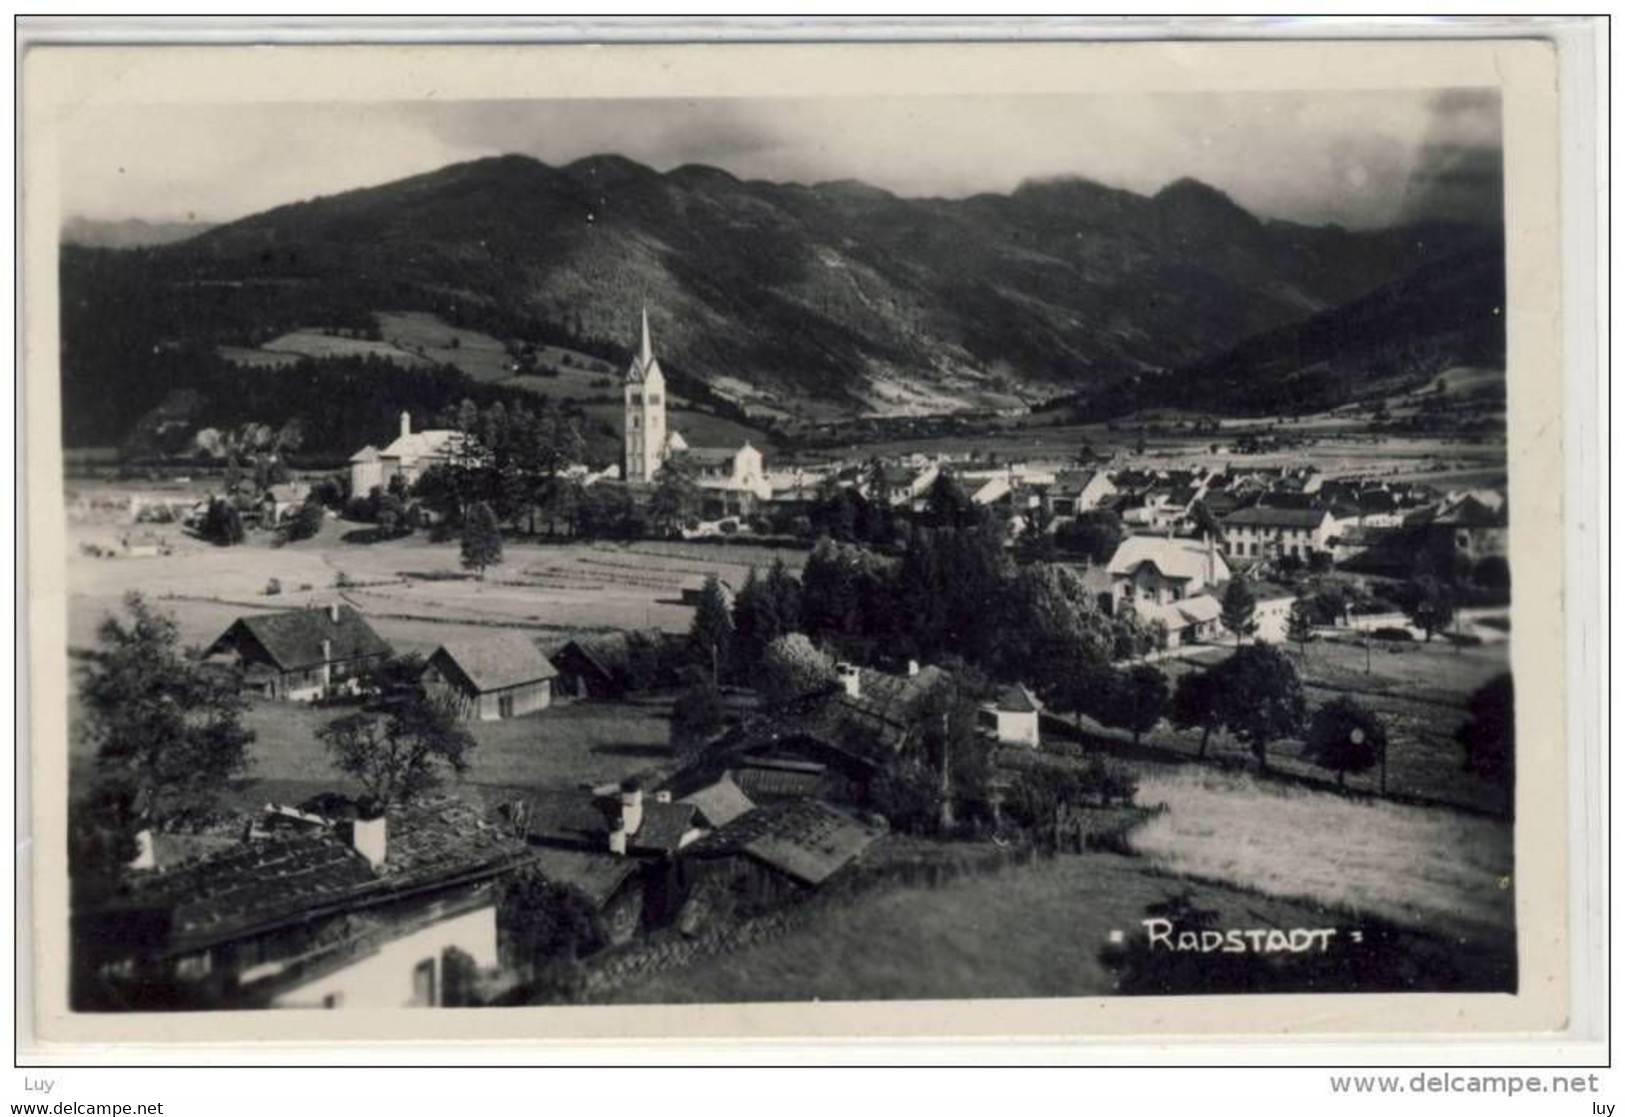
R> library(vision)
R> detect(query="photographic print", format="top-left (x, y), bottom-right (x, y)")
top-left (22, 37), bottom-right (1568, 1042)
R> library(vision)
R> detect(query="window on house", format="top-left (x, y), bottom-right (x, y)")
top-left (498, 693), bottom-right (514, 719)
top-left (323, 992), bottom-right (344, 1009)
top-left (629, 392), bottom-right (642, 405)
top-left (648, 394), bottom-right (661, 405)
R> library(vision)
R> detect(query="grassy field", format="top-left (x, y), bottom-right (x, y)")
top-left (64, 524), bottom-right (796, 656)
top-left (1073, 637), bottom-right (1513, 815)
top-left (602, 846), bottom-right (1507, 1004)
top-left (374, 311), bottom-right (514, 383)
top-left (1129, 767), bottom-right (1514, 945)
top-left (68, 685), bottom-right (685, 814)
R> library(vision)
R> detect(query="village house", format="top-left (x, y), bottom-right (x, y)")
top-left (702, 662), bottom-right (951, 805)
top-left (673, 798), bottom-right (885, 930)
top-left (1042, 469), bottom-right (1117, 519)
top-left (1246, 582), bottom-right (1300, 644)
top-left (1108, 534), bottom-right (1228, 605)
top-left (978, 684), bottom-right (1044, 748)
top-left (1424, 495), bottom-right (1509, 562)
top-left (204, 604), bottom-right (393, 702)
top-left (1107, 535), bottom-right (1230, 649)
top-left (260, 482), bottom-right (313, 526)
top-left (421, 634), bottom-right (558, 721)
top-left (1220, 505), bottom-right (1337, 561)
top-left (506, 780), bottom-right (702, 942)
top-left (73, 795), bottom-right (534, 1010)
top-left (547, 630), bottom-right (680, 700)
top-left (349, 412), bottom-right (466, 498)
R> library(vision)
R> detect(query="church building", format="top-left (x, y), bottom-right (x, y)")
top-left (622, 307), bottom-right (771, 519)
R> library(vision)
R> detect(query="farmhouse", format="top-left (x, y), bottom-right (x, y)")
top-left (676, 798), bottom-right (884, 920)
top-left (74, 795), bottom-right (534, 1010)
top-left (421, 634), bottom-right (557, 721)
top-left (547, 631), bottom-right (679, 699)
top-left (205, 604), bottom-right (392, 702)
top-left (1220, 506), bottom-right (1337, 560)
top-left (706, 663), bottom-right (952, 804)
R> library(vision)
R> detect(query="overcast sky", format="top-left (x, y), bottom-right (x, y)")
top-left (61, 88), bottom-right (1501, 229)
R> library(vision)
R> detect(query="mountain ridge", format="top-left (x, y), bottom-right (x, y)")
top-left (59, 152), bottom-right (1499, 448)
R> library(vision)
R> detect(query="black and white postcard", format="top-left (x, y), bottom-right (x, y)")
top-left (20, 35), bottom-right (1572, 1046)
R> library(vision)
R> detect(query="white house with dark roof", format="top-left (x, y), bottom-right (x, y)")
top-left (75, 794), bottom-right (534, 1010)
top-left (422, 633), bottom-right (558, 720)
top-left (979, 684), bottom-right (1044, 748)
top-left (205, 604), bottom-right (393, 702)
top-left (1220, 505), bottom-right (1337, 560)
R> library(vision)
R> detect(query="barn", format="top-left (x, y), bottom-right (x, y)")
top-left (422, 634), bottom-right (558, 721)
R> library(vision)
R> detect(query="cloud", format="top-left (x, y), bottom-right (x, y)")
top-left (59, 88), bottom-right (1504, 230)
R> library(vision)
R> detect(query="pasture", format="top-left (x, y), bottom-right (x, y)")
top-left (602, 844), bottom-right (1506, 1004)
top-left (64, 519), bottom-right (813, 660)
top-left (1070, 636), bottom-right (1512, 815)
top-left (1128, 767), bottom-right (1514, 946)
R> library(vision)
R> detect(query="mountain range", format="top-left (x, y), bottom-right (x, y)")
top-left (58, 153), bottom-right (1502, 448)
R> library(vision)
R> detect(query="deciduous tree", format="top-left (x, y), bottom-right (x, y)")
top-left (317, 691), bottom-right (475, 810)
top-left (78, 593), bottom-right (255, 840)
top-left (1211, 643), bottom-right (1305, 773)
top-left (1303, 696), bottom-right (1386, 789)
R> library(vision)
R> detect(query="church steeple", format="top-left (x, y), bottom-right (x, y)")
top-left (623, 304), bottom-right (667, 483)
top-left (627, 303), bottom-right (661, 384)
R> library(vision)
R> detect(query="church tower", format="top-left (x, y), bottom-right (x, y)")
top-left (623, 306), bottom-right (667, 483)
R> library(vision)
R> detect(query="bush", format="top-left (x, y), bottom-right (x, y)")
top-left (1371, 626), bottom-right (1413, 642)
top-left (264, 577), bottom-right (282, 596)
top-left (718, 519), bottom-right (739, 536)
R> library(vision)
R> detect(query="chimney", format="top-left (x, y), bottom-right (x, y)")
top-left (400, 411), bottom-right (411, 439)
top-left (329, 602), bottom-right (341, 624)
top-left (608, 818), bottom-right (628, 857)
top-left (350, 807), bottom-right (387, 869)
top-left (619, 778), bottom-right (644, 837)
top-left (907, 659), bottom-right (920, 678)
top-left (836, 662), bottom-right (861, 698)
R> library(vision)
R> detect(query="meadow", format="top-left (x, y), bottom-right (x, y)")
top-left (1066, 637), bottom-right (1512, 816)
top-left (1128, 766), bottom-right (1514, 946)
top-left (601, 843), bottom-right (1506, 1004)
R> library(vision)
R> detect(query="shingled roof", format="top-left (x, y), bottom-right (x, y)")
top-left (207, 605), bottom-right (392, 672)
top-left (516, 789), bottom-right (698, 857)
top-left (91, 795), bottom-right (533, 957)
top-left (427, 634), bottom-right (558, 694)
top-left (683, 799), bottom-right (883, 886)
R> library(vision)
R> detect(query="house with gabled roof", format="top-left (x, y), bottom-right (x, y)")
top-left (73, 794), bottom-right (534, 1011)
top-left (979, 684), bottom-right (1044, 748)
top-left (205, 604), bottom-right (392, 702)
top-left (1107, 535), bottom-right (1228, 606)
top-left (1220, 505), bottom-right (1337, 561)
top-left (422, 634), bottom-right (557, 721)
top-left (675, 798), bottom-right (884, 922)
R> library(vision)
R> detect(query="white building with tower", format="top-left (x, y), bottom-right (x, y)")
top-left (622, 306), bottom-right (770, 518)
top-left (349, 411), bottom-right (465, 498)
